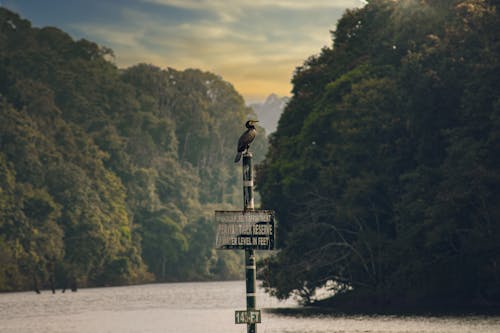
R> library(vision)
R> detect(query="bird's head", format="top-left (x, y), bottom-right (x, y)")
top-left (245, 120), bottom-right (259, 128)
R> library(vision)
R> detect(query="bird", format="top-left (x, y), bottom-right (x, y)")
top-left (234, 120), bottom-right (259, 163)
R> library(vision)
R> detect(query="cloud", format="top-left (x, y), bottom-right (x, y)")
top-left (141, 0), bottom-right (362, 22)
top-left (142, 0), bottom-right (361, 10)
top-left (70, 1), bottom-right (362, 101)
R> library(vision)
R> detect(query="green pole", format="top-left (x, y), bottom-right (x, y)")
top-left (242, 152), bottom-right (256, 333)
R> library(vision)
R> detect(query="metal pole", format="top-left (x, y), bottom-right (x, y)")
top-left (242, 152), bottom-right (254, 211)
top-left (242, 152), bottom-right (256, 333)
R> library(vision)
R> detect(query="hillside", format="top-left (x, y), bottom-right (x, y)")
top-left (257, 0), bottom-right (500, 309)
top-left (0, 8), bottom-right (267, 291)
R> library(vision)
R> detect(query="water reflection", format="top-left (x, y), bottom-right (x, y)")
top-left (0, 281), bottom-right (499, 333)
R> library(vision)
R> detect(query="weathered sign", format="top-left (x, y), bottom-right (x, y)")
top-left (215, 210), bottom-right (275, 250)
top-left (235, 310), bottom-right (261, 324)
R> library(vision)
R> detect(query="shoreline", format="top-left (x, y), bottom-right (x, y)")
top-left (264, 300), bottom-right (500, 317)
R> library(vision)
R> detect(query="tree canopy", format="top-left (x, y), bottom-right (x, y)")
top-left (0, 8), bottom-right (267, 291)
top-left (257, 0), bottom-right (500, 308)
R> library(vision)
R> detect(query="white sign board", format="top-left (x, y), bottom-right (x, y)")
top-left (215, 210), bottom-right (275, 250)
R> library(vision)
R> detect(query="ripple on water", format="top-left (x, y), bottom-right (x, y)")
top-left (0, 281), bottom-right (499, 333)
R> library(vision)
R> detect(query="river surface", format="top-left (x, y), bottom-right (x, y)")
top-left (0, 280), bottom-right (499, 333)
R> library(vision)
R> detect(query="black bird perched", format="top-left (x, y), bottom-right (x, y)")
top-left (234, 120), bottom-right (259, 163)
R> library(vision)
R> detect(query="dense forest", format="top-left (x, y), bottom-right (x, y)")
top-left (258, 0), bottom-right (500, 308)
top-left (0, 8), bottom-right (267, 291)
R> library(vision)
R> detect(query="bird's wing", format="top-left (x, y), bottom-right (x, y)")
top-left (237, 129), bottom-right (256, 152)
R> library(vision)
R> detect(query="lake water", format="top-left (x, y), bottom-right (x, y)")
top-left (0, 280), bottom-right (499, 333)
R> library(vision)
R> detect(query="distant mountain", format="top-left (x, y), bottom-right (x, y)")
top-left (250, 94), bottom-right (289, 135)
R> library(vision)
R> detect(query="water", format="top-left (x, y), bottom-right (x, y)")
top-left (0, 280), bottom-right (499, 333)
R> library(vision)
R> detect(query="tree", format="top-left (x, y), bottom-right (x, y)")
top-left (258, 0), bottom-right (500, 307)
top-left (0, 6), bottom-right (263, 289)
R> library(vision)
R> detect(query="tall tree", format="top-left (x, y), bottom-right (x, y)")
top-left (0, 7), bottom-right (267, 290)
top-left (258, 0), bottom-right (500, 306)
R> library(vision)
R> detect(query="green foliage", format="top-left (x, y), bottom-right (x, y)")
top-left (0, 7), bottom-right (264, 290)
top-left (139, 210), bottom-right (188, 280)
top-left (258, 0), bottom-right (500, 306)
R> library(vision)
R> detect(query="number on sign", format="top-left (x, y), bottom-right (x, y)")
top-left (235, 310), bottom-right (261, 324)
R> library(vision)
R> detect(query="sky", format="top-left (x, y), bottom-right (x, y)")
top-left (2, 0), bottom-right (367, 103)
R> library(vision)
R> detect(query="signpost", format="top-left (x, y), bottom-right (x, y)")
top-left (215, 152), bottom-right (276, 333)
top-left (215, 210), bottom-right (275, 250)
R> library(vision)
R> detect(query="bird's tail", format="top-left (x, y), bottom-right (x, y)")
top-left (234, 152), bottom-right (242, 163)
